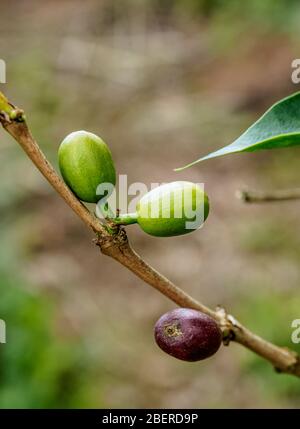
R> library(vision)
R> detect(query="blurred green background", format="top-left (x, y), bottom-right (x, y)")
top-left (0, 0), bottom-right (300, 408)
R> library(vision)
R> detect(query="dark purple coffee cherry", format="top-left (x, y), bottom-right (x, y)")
top-left (154, 308), bottom-right (222, 362)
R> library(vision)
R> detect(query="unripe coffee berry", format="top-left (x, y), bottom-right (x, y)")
top-left (154, 308), bottom-right (222, 362)
top-left (115, 181), bottom-right (209, 237)
top-left (58, 130), bottom-right (116, 203)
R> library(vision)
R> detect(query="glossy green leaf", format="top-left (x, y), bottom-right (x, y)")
top-left (175, 92), bottom-right (300, 170)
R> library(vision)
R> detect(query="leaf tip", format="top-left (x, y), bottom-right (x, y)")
top-left (174, 161), bottom-right (199, 172)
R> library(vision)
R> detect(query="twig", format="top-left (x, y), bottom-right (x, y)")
top-left (1, 91), bottom-right (299, 378)
top-left (237, 188), bottom-right (300, 203)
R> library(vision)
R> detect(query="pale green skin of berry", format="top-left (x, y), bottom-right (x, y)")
top-left (58, 130), bottom-right (116, 203)
top-left (116, 181), bottom-right (209, 237)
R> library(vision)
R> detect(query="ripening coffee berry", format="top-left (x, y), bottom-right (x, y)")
top-left (58, 130), bottom-right (116, 203)
top-left (154, 308), bottom-right (222, 362)
top-left (114, 181), bottom-right (209, 237)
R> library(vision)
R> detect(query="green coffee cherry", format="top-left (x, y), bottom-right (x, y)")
top-left (58, 130), bottom-right (116, 203)
top-left (115, 181), bottom-right (209, 237)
